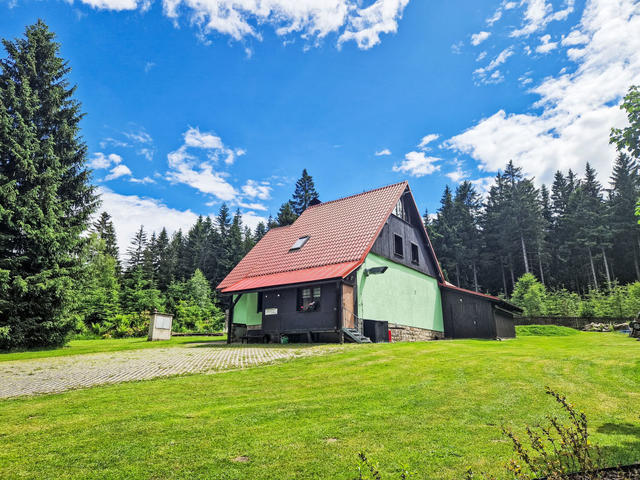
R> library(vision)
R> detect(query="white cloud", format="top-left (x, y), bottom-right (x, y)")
top-left (166, 147), bottom-right (238, 200)
top-left (182, 126), bottom-right (238, 164)
top-left (240, 211), bottom-right (268, 231)
top-left (138, 147), bottom-right (154, 161)
top-left (338, 0), bottom-right (410, 49)
top-left (511, 0), bottom-right (575, 37)
top-left (561, 29), bottom-right (589, 46)
top-left (129, 176), bottom-right (156, 184)
top-left (445, 167), bottom-right (468, 183)
top-left (89, 152), bottom-right (122, 170)
top-left (105, 164), bottom-right (132, 181)
top-left (159, 0), bottom-right (409, 50)
top-left (447, 0), bottom-right (640, 186)
top-left (536, 33), bottom-right (558, 53)
top-left (474, 47), bottom-right (514, 83)
top-left (375, 148), bottom-right (392, 156)
top-left (79, 0), bottom-right (139, 10)
top-left (417, 133), bottom-right (440, 150)
top-left (445, 160), bottom-right (469, 183)
top-left (392, 151), bottom-right (440, 177)
top-left (471, 31), bottom-right (491, 46)
top-left (98, 187), bottom-right (198, 255)
top-left (238, 201), bottom-right (268, 211)
top-left (241, 179), bottom-right (271, 200)
top-left (124, 129), bottom-right (152, 144)
top-left (487, 8), bottom-right (502, 26)
top-left (476, 51), bottom-right (487, 61)
top-left (144, 61), bottom-right (155, 73)
top-left (451, 41), bottom-right (464, 54)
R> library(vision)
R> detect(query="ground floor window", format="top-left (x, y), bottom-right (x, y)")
top-left (298, 286), bottom-right (321, 312)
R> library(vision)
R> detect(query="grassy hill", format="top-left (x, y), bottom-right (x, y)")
top-left (1, 332), bottom-right (638, 479)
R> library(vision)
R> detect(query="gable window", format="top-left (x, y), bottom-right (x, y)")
top-left (394, 234), bottom-right (403, 258)
top-left (257, 292), bottom-right (263, 313)
top-left (290, 235), bottom-right (310, 251)
top-left (393, 199), bottom-right (404, 220)
top-left (393, 197), bottom-right (409, 222)
top-left (411, 243), bottom-right (419, 265)
top-left (297, 286), bottom-right (321, 312)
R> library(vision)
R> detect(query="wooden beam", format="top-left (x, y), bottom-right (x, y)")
top-left (228, 293), bottom-right (243, 344)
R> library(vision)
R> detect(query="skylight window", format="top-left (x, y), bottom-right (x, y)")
top-left (290, 235), bottom-right (310, 251)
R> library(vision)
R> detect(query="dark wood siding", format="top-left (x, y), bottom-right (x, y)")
top-left (441, 289), bottom-right (497, 339)
top-left (260, 282), bottom-right (339, 336)
top-left (371, 214), bottom-right (438, 276)
top-left (494, 308), bottom-right (516, 338)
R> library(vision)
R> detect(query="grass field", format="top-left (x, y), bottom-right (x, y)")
top-left (0, 331), bottom-right (638, 479)
top-left (0, 335), bottom-right (226, 362)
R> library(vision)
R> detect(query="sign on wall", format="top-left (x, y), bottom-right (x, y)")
top-left (265, 308), bottom-right (278, 316)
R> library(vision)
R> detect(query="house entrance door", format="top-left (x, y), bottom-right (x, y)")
top-left (342, 284), bottom-right (355, 329)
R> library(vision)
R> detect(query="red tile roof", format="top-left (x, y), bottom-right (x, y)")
top-left (217, 181), bottom-right (409, 293)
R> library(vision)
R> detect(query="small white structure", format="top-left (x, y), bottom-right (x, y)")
top-left (148, 311), bottom-right (174, 341)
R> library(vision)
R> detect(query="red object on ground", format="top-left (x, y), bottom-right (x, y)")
top-left (388, 329), bottom-right (392, 342)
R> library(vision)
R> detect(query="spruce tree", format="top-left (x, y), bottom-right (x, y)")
top-left (126, 226), bottom-right (147, 272)
top-left (93, 211), bottom-right (119, 261)
top-left (608, 153), bottom-right (639, 282)
top-left (277, 201), bottom-right (297, 226)
top-left (0, 21), bottom-right (98, 349)
top-left (291, 169), bottom-right (319, 215)
top-left (254, 222), bottom-right (267, 241)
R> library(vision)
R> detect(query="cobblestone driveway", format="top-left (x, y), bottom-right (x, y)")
top-left (0, 344), bottom-right (324, 399)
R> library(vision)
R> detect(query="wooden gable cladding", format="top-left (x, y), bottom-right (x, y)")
top-left (371, 190), bottom-right (439, 277)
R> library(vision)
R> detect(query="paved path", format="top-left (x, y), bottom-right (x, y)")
top-left (0, 344), bottom-right (328, 399)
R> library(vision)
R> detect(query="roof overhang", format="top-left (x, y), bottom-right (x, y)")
top-left (439, 282), bottom-right (523, 314)
top-left (219, 261), bottom-right (360, 295)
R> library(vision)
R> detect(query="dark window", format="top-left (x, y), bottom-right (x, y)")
top-left (411, 243), bottom-right (419, 265)
top-left (257, 292), bottom-right (263, 313)
top-left (394, 234), bottom-right (403, 257)
top-left (290, 235), bottom-right (310, 251)
top-left (297, 286), bottom-right (321, 312)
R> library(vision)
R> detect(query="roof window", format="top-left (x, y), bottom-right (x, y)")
top-left (290, 235), bottom-right (310, 251)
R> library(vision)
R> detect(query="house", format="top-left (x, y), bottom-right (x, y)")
top-left (217, 181), bottom-right (521, 343)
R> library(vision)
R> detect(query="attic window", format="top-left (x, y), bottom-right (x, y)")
top-left (393, 197), bottom-right (409, 222)
top-left (290, 235), bottom-right (310, 251)
top-left (394, 234), bottom-right (403, 258)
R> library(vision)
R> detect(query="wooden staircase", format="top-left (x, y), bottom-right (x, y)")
top-left (342, 328), bottom-right (372, 343)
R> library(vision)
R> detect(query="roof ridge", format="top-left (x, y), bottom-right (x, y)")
top-left (305, 180), bottom-right (408, 210)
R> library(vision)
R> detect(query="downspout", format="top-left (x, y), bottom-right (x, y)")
top-left (337, 280), bottom-right (344, 344)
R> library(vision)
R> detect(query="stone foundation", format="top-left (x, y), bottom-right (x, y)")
top-left (388, 324), bottom-right (444, 342)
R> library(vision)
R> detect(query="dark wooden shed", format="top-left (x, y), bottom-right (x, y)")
top-left (440, 283), bottom-right (522, 339)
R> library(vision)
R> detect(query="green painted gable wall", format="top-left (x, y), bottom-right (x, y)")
top-left (357, 253), bottom-right (443, 332)
top-left (233, 293), bottom-right (263, 326)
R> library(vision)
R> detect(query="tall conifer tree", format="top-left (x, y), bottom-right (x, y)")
top-left (0, 21), bottom-right (98, 348)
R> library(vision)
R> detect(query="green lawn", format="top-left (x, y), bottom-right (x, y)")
top-left (0, 332), bottom-right (638, 479)
top-left (0, 335), bottom-right (226, 362)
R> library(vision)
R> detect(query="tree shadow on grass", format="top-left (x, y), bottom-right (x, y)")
top-left (596, 422), bottom-right (640, 468)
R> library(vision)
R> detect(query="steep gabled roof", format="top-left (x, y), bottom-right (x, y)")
top-left (217, 181), bottom-right (411, 293)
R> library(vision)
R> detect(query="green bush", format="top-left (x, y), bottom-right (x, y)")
top-left (512, 274), bottom-right (547, 316)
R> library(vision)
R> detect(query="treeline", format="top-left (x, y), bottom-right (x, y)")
top-left (426, 85), bottom-right (640, 298)
top-left (511, 273), bottom-right (640, 318)
top-left (78, 170), bottom-right (321, 338)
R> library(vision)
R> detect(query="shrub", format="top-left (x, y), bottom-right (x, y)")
top-left (512, 274), bottom-right (547, 316)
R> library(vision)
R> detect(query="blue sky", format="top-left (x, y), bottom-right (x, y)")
top-left (1, 0), bottom-right (638, 251)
